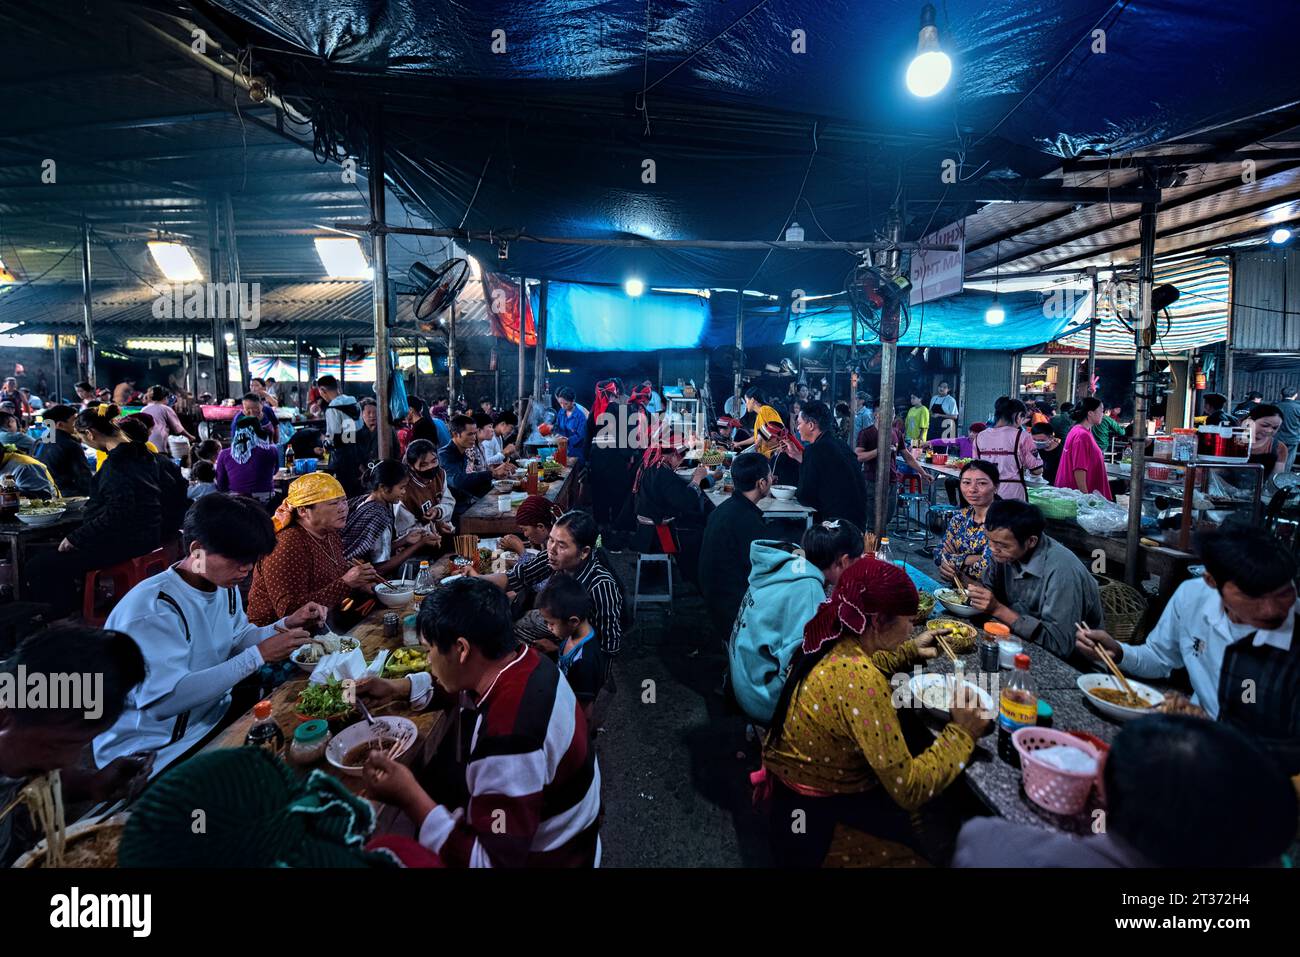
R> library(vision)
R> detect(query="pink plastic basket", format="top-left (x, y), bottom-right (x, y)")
top-left (1012, 727), bottom-right (1101, 816)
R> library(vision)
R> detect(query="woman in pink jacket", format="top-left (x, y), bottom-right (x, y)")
top-left (1055, 397), bottom-right (1113, 500)
top-left (972, 397), bottom-right (1042, 502)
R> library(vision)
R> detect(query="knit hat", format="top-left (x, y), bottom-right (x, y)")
top-left (515, 493), bottom-right (562, 528)
top-left (802, 556), bottom-right (918, 655)
top-left (273, 472), bottom-right (346, 532)
top-left (118, 747), bottom-right (391, 868)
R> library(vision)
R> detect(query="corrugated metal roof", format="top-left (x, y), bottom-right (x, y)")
top-left (0, 278), bottom-right (492, 343)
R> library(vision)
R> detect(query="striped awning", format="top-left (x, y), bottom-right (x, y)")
top-left (1058, 257), bottom-right (1230, 356)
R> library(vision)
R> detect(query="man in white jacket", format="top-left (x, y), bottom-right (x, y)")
top-left (94, 493), bottom-right (324, 773)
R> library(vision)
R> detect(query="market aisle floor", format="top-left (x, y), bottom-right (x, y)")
top-left (595, 551), bottom-right (772, 867)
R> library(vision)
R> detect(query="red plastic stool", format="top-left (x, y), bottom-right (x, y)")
top-left (81, 547), bottom-right (171, 626)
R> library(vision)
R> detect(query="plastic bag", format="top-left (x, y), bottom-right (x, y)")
top-left (1075, 497), bottom-right (1129, 535)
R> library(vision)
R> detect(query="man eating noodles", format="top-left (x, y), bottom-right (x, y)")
top-left (97, 493), bottom-right (324, 771)
top-left (1076, 524), bottom-right (1300, 776)
top-left (965, 499), bottom-right (1103, 659)
top-left (357, 577), bottom-right (601, 867)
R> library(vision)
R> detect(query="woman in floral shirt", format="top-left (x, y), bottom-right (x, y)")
top-left (935, 460), bottom-right (999, 583)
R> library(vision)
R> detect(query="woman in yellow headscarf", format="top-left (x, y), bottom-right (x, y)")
top-left (247, 473), bottom-right (382, 625)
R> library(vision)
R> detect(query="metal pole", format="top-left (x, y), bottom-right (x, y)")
top-left (52, 335), bottom-right (62, 405)
top-left (448, 299), bottom-right (457, 409)
top-left (533, 279), bottom-right (549, 404)
top-left (1125, 194), bottom-right (1160, 585)
top-left (294, 336), bottom-right (302, 410)
top-left (189, 334), bottom-right (199, 396)
top-left (517, 276), bottom-right (527, 412)
top-left (223, 194), bottom-right (251, 397)
top-left (368, 114), bottom-right (393, 460)
top-left (78, 219), bottom-right (94, 386)
top-left (1087, 267), bottom-right (1099, 397)
top-left (338, 334), bottom-right (346, 392)
top-left (829, 344), bottom-right (839, 436)
top-left (733, 291), bottom-right (744, 415)
top-left (412, 335), bottom-right (420, 401)
top-left (494, 345), bottom-right (500, 408)
top-left (207, 200), bottom-right (227, 400)
top-left (873, 209), bottom-right (903, 538)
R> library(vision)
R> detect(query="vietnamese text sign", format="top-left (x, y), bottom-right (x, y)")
top-left (910, 218), bottom-right (966, 306)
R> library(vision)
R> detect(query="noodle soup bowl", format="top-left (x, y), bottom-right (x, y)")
top-left (1076, 673), bottom-right (1163, 722)
top-left (326, 716), bottom-right (419, 776)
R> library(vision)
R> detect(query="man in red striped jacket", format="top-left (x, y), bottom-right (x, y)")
top-left (360, 577), bottom-right (602, 867)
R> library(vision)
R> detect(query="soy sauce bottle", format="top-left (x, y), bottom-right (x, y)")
top-left (245, 699), bottom-right (285, 755)
top-left (996, 653), bottom-right (1037, 768)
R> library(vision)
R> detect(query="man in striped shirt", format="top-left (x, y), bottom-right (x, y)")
top-left (475, 510), bottom-right (627, 660)
top-left (360, 577), bottom-right (602, 867)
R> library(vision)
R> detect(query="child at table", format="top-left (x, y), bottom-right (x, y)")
top-left (188, 459), bottom-right (217, 501)
top-left (537, 574), bottom-right (604, 721)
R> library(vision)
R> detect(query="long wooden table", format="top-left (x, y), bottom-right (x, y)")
top-left (206, 586), bottom-right (452, 799)
top-left (458, 465), bottom-right (575, 536)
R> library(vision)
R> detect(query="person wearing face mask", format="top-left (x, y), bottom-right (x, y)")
top-left (247, 472), bottom-right (382, 626)
top-left (95, 494), bottom-right (323, 772)
top-left (1076, 523), bottom-right (1300, 776)
top-left (1030, 422), bottom-right (1063, 483)
top-left (396, 439), bottom-right (456, 540)
top-left (727, 520), bottom-right (864, 726)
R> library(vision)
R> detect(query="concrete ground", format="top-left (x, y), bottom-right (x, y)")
top-left (592, 527), bottom-right (937, 867)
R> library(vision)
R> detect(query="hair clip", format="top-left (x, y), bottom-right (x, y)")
top-left (821, 520), bottom-right (841, 529)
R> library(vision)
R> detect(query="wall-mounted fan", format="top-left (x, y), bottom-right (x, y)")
top-left (397, 259), bottom-right (470, 329)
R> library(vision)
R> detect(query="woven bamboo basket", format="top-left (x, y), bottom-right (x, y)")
top-left (1096, 577), bottom-right (1148, 645)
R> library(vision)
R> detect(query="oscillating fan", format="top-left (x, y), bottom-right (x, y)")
top-left (845, 261), bottom-right (912, 342)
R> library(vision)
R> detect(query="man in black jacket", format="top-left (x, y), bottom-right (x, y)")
top-left (697, 452), bottom-right (772, 642)
top-left (35, 406), bottom-right (93, 497)
top-left (439, 414), bottom-right (511, 518)
top-left (783, 400), bottom-right (867, 528)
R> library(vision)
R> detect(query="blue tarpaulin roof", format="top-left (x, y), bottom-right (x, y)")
top-left (203, 1), bottom-right (1300, 292)
top-left (784, 290), bottom-right (1077, 350)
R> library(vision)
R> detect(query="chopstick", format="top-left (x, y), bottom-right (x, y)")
top-left (1078, 620), bottom-right (1136, 696)
top-left (933, 632), bottom-right (960, 664)
top-left (950, 567), bottom-right (970, 603)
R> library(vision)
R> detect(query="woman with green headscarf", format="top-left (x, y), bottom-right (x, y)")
top-left (118, 747), bottom-right (440, 868)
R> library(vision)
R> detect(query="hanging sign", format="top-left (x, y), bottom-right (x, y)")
top-left (910, 218), bottom-right (966, 306)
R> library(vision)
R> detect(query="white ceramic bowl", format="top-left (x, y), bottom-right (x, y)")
top-left (493, 479), bottom-right (515, 494)
top-left (769, 485), bottom-right (797, 501)
top-left (907, 673), bottom-right (994, 719)
top-left (934, 588), bottom-right (979, 618)
top-left (1077, 673), bottom-right (1163, 721)
top-left (326, 716), bottom-right (419, 776)
top-left (374, 581), bottom-right (416, 608)
top-left (16, 508), bottom-right (65, 526)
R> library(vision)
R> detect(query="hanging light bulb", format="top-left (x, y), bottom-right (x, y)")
top-left (1270, 227), bottom-right (1293, 245)
top-left (985, 300), bottom-right (1006, 325)
top-left (625, 277), bottom-right (645, 297)
top-left (906, 4), bottom-right (952, 98)
top-left (785, 222), bottom-right (805, 242)
top-left (801, 338), bottom-right (812, 350)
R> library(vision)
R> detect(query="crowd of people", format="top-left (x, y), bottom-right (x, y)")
top-left (1, 366), bottom-right (1298, 871)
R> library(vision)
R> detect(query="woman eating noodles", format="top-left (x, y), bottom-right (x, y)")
top-left (247, 472), bottom-right (382, 626)
top-left (761, 557), bottom-right (991, 867)
top-left (500, 493), bottom-right (564, 558)
top-left (342, 460), bottom-right (437, 575)
top-left (1055, 397), bottom-right (1113, 499)
top-left (935, 460), bottom-right (999, 583)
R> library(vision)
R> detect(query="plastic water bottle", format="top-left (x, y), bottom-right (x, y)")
top-left (414, 560), bottom-right (434, 596)
top-left (875, 536), bottom-right (892, 564)
top-left (997, 654), bottom-right (1037, 767)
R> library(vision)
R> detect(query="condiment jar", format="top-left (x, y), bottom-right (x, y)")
top-left (979, 622), bottom-right (1009, 672)
top-left (288, 719), bottom-right (331, 766)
